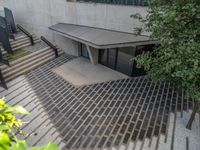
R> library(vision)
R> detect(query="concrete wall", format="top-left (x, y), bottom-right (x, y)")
top-left (0, 0), bottom-right (147, 55)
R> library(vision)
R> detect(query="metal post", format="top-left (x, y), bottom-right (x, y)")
top-left (4, 7), bottom-right (17, 33)
top-left (0, 16), bottom-right (14, 39)
top-left (41, 36), bottom-right (58, 58)
top-left (0, 48), bottom-right (10, 66)
top-left (0, 70), bottom-right (7, 90)
top-left (0, 26), bottom-right (13, 54)
top-left (17, 24), bottom-right (34, 45)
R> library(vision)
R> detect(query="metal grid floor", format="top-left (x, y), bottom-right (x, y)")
top-left (24, 54), bottom-right (193, 150)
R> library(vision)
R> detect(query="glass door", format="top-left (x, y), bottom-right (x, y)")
top-left (81, 43), bottom-right (89, 59)
top-left (99, 49), bottom-right (116, 69)
top-left (116, 47), bottom-right (135, 76)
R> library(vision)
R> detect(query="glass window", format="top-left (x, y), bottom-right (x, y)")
top-left (108, 48), bottom-right (116, 69)
top-left (75, 0), bottom-right (149, 6)
top-left (99, 48), bottom-right (116, 69)
top-left (116, 47), bottom-right (135, 76)
top-left (99, 45), bottom-right (154, 77)
top-left (100, 49), bottom-right (108, 66)
top-left (81, 44), bottom-right (89, 58)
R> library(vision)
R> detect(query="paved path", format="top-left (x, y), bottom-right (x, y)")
top-left (0, 54), bottom-right (199, 150)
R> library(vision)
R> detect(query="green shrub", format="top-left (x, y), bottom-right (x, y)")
top-left (0, 98), bottom-right (60, 150)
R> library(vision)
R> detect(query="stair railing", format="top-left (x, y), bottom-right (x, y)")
top-left (4, 7), bottom-right (17, 33)
top-left (0, 69), bottom-right (8, 90)
top-left (0, 26), bottom-right (13, 54)
top-left (0, 48), bottom-right (10, 66)
top-left (0, 48), bottom-right (9, 90)
top-left (41, 36), bottom-right (58, 58)
top-left (0, 16), bottom-right (15, 39)
top-left (17, 24), bottom-right (34, 45)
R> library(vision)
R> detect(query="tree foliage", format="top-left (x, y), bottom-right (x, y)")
top-left (133, 0), bottom-right (200, 101)
top-left (0, 98), bottom-right (60, 150)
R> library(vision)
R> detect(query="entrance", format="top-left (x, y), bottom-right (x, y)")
top-left (80, 43), bottom-right (89, 59)
top-left (99, 45), bottom-right (155, 77)
top-left (99, 47), bottom-right (134, 76)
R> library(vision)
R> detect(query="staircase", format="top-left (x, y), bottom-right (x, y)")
top-left (9, 33), bottom-right (40, 51)
top-left (0, 29), bottom-right (64, 83)
top-left (0, 32), bottom-right (40, 54)
top-left (0, 8), bottom-right (64, 89)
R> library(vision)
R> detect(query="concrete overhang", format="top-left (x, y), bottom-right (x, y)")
top-left (49, 23), bottom-right (156, 49)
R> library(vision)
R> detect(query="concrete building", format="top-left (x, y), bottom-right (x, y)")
top-left (0, 2), bottom-right (200, 150)
top-left (0, 0), bottom-right (154, 77)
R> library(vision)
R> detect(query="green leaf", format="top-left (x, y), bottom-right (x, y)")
top-left (0, 99), bottom-right (5, 107)
top-left (9, 140), bottom-right (28, 150)
top-left (30, 142), bottom-right (60, 150)
top-left (4, 106), bottom-right (29, 115)
top-left (0, 125), bottom-right (11, 132)
top-left (0, 132), bottom-right (10, 150)
top-left (13, 106), bottom-right (29, 115)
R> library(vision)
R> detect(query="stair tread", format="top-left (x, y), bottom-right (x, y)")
top-left (0, 46), bottom-right (51, 69)
top-left (11, 38), bottom-right (39, 48)
top-left (1, 39), bottom-right (41, 55)
top-left (5, 51), bottom-right (64, 81)
top-left (10, 35), bottom-right (38, 45)
top-left (13, 39), bottom-right (41, 51)
top-left (2, 48), bottom-right (63, 72)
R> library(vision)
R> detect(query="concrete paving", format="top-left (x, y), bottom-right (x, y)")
top-left (52, 57), bottom-right (128, 87)
top-left (0, 75), bottom-right (66, 149)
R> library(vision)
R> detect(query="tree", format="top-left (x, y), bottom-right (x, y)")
top-left (0, 98), bottom-right (60, 150)
top-left (132, 0), bottom-right (200, 129)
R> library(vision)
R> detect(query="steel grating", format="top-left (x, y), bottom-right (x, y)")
top-left (23, 54), bottom-right (193, 150)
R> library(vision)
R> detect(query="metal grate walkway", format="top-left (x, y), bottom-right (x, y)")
top-left (22, 54), bottom-right (194, 150)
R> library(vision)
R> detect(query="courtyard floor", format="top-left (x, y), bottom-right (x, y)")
top-left (0, 54), bottom-right (199, 150)
top-left (52, 57), bottom-right (128, 87)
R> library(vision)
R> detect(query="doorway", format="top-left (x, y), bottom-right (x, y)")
top-left (80, 43), bottom-right (89, 59)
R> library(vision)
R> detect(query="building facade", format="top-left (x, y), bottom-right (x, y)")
top-left (0, 0), bottom-right (152, 77)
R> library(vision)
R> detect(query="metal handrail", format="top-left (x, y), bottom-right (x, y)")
top-left (41, 36), bottom-right (58, 58)
top-left (0, 26), bottom-right (13, 54)
top-left (0, 69), bottom-right (8, 90)
top-left (17, 24), bottom-right (34, 45)
top-left (0, 48), bottom-right (10, 66)
top-left (0, 49), bottom-right (8, 90)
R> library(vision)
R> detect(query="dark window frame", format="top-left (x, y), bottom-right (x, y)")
top-left (80, 43), bottom-right (90, 59)
top-left (99, 45), bottom-right (155, 77)
top-left (70, 0), bottom-right (149, 6)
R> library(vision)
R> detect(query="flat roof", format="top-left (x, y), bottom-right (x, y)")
top-left (49, 23), bottom-right (155, 49)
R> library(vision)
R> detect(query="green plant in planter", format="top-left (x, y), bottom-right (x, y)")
top-left (0, 98), bottom-right (60, 150)
top-left (132, 0), bottom-right (200, 129)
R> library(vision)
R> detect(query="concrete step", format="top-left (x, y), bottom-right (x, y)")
top-left (2, 47), bottom-right (62, 74)
top-left (3, 50), bottom-right (58, 77)
top-left (10, 34), bottom-right (29, 42)
top-left (11, 35), bottom-right (27, 41)
top-left (12, 39), bottom-right (41, 51)
top-left (5, 50), bottom-right (64, 82)
top-left (11, 37), bottom-right (39, 48)
top-left (1, 37), bottom-right (40, 54)
top-left (10, 34), bottom-right (37, 45)
top-left (0, 46), bottom-right (50, 70)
